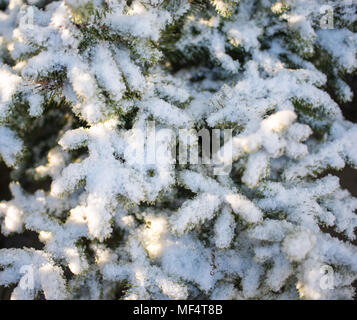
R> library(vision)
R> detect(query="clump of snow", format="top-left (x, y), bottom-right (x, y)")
top-left (282, 229), bottom-right (316, 262)
top-left (0, 126), bottom-right (23, 166)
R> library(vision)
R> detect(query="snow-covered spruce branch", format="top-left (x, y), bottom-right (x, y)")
top-left (0, 0), bottom-right (357, 299)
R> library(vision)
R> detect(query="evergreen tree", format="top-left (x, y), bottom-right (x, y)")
top-left (0, 0), bottom-right (357, 299)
